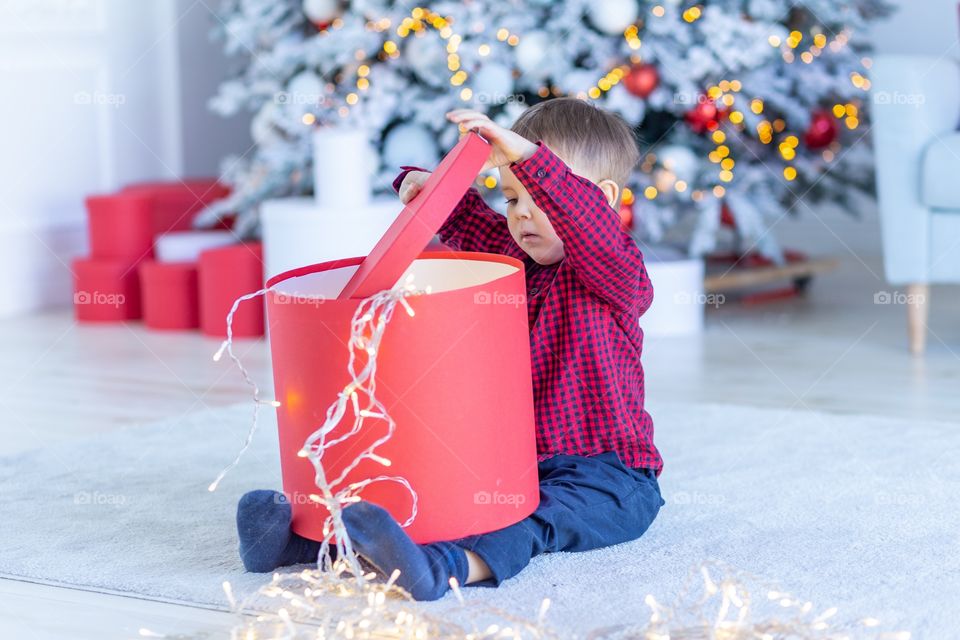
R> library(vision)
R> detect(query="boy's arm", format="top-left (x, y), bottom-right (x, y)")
top-left (508, 143), bottom-right (653, 314)
top-left (393, 166), bottom-right (514, 254)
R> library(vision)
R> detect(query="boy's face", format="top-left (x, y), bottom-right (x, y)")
top-left (499, 167), bottom-right (566, 265)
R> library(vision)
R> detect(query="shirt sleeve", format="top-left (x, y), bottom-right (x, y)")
top-left (392, 166), bottom-right (514, 255)
top-left (508, 142), bottom-right (653, 315)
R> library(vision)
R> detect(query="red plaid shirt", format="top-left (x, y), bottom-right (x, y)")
top-left (393, 141), bottom-right (662, 476)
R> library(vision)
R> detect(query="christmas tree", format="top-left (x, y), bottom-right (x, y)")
top-left (199, 0), bottom-right (892, 259)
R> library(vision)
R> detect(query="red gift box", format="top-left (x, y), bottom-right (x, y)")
top-left (85, 192), bottom-right (157, 262)
top-left (85, 179), bottom-right (232, 263)
top-left (268, 252), bottom-right (540, 544)
top-left (123, 179), bottom-right (232, 233)
top-left (265, 133), bottom-right (540, 544)
top-left (199, 242), bottom-right (264, 338)
top-left (123, 178), bottom-right (228, 198)
top-left (72, 257), bottom-right (142, 322)
top-left (138, 261), bottom-right (199, 330)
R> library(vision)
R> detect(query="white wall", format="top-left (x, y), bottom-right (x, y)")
top-left (869, 0), bottom-right (958, 58)
top-left (0, 0), bottom-right (250, 318)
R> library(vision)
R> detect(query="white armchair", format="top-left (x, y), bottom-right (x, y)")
top-left (871, 54), bottom-right (960, 353)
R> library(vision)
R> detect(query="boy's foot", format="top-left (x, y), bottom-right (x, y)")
top-left (341, 501), bottom-right (468, 601)
top-left (236, 490), bottom-right (324, 572)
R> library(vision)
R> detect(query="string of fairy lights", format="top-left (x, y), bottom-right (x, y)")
top-left (208, 276), bottom-right (427, 584)
top-left (189, 275), bottom-right (568, 639)
top-left (204, 275), bottom-right (433, 596)
top-left (139, 282), bottom-right (914, 639)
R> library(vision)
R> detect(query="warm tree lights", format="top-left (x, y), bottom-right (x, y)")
top-left (201, 0), bottom-right (891, 257)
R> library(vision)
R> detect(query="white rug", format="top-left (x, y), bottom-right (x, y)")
top-left (0, 401), bottom-right (956, 637)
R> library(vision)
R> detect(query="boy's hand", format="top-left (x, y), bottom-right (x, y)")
top-left (446, 109), bottom-right (538, 171)
top-left (398, 170), bottom-right (431, 204)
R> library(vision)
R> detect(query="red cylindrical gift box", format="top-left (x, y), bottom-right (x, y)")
top-left (123, 178), bottom-right (229, 198)
top-left (266, 251), bottom-right (540, 544)
top-left (72, 257), bottom-right (142, 322)
top-left (138, 261), bottom-right (199, 330)
top-left (123, 179), bottom-right (232, 235)
top-left (199, 242), bottom-right (264, 338)
top-left (85, 193), bottom-right (156, 262)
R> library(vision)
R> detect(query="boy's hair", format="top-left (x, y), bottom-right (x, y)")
top-left (510, 97), bottom-right (640, 205)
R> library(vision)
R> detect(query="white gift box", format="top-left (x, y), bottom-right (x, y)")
top-left (640, 256), bottom-right (706, 337)
top-left (154, 230), bottom-right (236, 263)
top-left (312, 127), bottom-right (375, 210)
top-left (260, 196), bottom-right (400, 280)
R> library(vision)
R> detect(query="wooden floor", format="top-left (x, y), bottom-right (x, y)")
top-left (1, 252), bottom-right (958, 638)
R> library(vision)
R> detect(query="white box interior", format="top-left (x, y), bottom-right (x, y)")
top-left (271, 258), bottom-right (520, 298)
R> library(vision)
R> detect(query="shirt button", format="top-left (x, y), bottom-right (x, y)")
top-left (529, 287), bottom-right (539, 295)
top-left (536, 169), bottom-right (546, 178)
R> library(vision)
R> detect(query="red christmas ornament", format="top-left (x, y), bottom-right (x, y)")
top-left (804, 109), bottom-right (838, 149)
top-left (619, 200), bottom-right (634, 231)
top-left (685, 97), bottom-right (725, 134)
top-left (720, 202), bottom-right (736, 227)
top-left (624, 63), bottom-right (660, 98)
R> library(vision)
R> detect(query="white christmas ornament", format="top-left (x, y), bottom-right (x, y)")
top-left (472, 63), bottom-right (515, 106)
top-left (302, 0), bottom-right (339, 24)
top-left (381, 123), bottom-right (439, 169)
top-left (557, 69), bottom-right (599, 96)
top-left (589, 0), bottom-right (640, 35)
top-left (657, 144), bottom-right (699, 183)
top-left (654, 168), bottom-right (676, 192)
top-left (515, 31), bottom-right (551, 78)
top-left (603, 83), bottom-right (646, 123)
top-left (405, 33), bottom-right (447, 87)
top-left (286, 70), bottom-right (323, 111)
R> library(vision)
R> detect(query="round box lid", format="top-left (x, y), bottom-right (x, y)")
top-left (337, 132), bottom-right (491, 300)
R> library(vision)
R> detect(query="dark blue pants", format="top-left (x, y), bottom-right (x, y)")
top-left (451, 451), bottom-right (664, 586)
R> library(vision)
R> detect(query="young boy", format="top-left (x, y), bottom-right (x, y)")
top-left (236, 97), bottom-right (664, 601)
